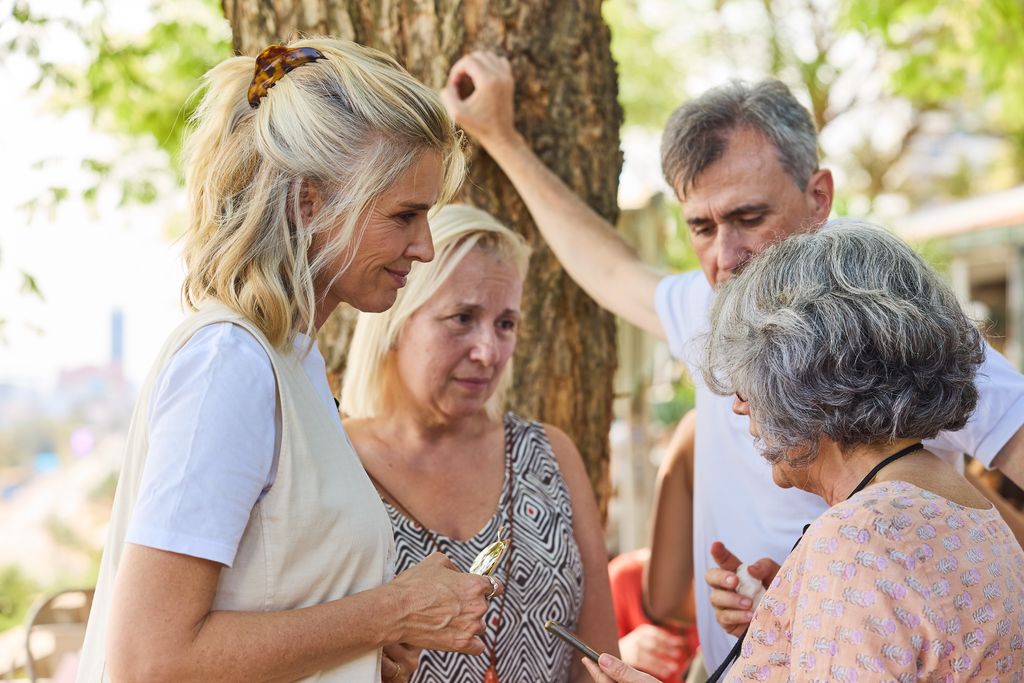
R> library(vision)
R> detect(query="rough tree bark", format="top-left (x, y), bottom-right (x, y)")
top-left (223, 0), bottom-right (623, 514)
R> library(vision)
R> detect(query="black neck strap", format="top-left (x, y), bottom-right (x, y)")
top-left (847, 441), bottom-right (923, 499)
top-left (705, 441), bottom-right (924, 683)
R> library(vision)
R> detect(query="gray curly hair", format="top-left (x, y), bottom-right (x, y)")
top-left (660, 79), bottom-right (819, 197)
top-left (701, 219), bottom-right (984, 466)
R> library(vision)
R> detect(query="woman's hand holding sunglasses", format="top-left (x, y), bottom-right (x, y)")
top-left (388, 552), bottom-right (504, 655)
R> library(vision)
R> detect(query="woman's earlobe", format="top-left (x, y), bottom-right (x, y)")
top-left (299, 179), bottom-right (322, 223)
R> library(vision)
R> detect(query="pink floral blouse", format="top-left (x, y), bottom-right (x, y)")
top-left (726, 481), bottom-right (1024, 681)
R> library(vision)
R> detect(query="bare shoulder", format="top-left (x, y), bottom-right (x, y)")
top-left (540, 422), bottom-right (582, 462)
top-left (539, 422), bottom-right (591, 488)
top-left (538, 423), bottom-right (606, 539)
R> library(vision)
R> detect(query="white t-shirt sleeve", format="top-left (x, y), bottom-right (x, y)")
top-left (925, 339), bottom-right (1024, 468)
top-left (126, 323), bottom-right (277, 567)
top-left (654, 270), bottom-right (712, 363)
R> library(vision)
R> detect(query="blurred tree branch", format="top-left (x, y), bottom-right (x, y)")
top-left (1, 0), bottom-right (230, 329)
top-left (3, 0), bottom-right (231, 209)
top-left (605, 0), bottom-right (1023, 219)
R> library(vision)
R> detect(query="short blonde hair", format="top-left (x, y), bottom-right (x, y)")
top-left (181, 37), bottom-right (465, 348)
top-left (342, 204), bottom-right (531, 420)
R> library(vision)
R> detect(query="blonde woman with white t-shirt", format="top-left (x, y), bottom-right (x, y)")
top-left (78, 38), bottom-right (498, 683)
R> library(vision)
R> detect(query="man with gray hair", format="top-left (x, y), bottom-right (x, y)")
top-left (442, 52), bottom-right (1024, 671)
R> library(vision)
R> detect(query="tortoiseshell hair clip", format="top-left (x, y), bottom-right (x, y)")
top-left (247, 44), bottom-right (325, 109)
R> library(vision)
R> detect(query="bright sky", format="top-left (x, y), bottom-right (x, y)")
top-left (0, 135), bottom-right (186, 390)
top-left (1, 0), bottom-right (185, 388)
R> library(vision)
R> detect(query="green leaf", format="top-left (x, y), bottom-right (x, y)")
top-left (82, 158), bottom-right (113, 176)
top-left (48, 186), bottom-right (69, 204)
top-left (120, 179), bottom-right (158, 206)
top-left (12, 3), bottom-right (31, 24)
top-left (21, 272), bottom-right (44, 301)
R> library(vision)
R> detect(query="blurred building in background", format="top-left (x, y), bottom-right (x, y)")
top-left (897, 184), bottom-right (1024, 368)
top-left (0, 308), bottom-right (132, 586)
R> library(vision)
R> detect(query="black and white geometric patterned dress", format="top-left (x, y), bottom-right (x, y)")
top-left (385, 412), bottom-right (585, 683)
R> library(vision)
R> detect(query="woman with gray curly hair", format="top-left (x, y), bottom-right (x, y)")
top-left (583, 221), bottom-right (1024, 683)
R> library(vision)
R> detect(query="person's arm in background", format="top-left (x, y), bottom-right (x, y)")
top-left (993, 426), bottom-right (1024, 491)
top-left (965, 466), bottom-right (1024, 546)
top-left (643, 411), bottom-right (697, 627)
top-left (934, 340), bottom-right (1024, 489)
top-left (609, 549), bottom-right (689, 681)
top-left (617, 624), bottom-right (687, 681)
top-left (545, 425), bottom-right (621, 683)
top-left (441, 52), bottom-right (667, 339)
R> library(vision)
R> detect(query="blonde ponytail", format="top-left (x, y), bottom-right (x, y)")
top-left (181, 38), bottom-right (464, 348)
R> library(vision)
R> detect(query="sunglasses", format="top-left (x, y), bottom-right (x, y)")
top-left (469, 525), bottom-right (511, 576)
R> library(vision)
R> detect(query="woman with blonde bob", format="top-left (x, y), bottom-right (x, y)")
top-left (78, 39), bottom-right (500, 683)
top-left (342, 204), bottom-right (619, 682)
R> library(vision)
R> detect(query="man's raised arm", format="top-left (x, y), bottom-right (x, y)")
top-left (441, 51), bottom-right (667, 339)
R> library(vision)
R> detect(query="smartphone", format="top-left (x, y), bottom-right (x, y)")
top-left (544, 619), bottom-right (600, 662)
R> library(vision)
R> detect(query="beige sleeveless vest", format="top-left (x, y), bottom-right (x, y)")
top-left (78, 301), bottom-right (395, 681)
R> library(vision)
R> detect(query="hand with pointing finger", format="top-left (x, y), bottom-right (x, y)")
top-left (704, 542), bottom-right (779, 637)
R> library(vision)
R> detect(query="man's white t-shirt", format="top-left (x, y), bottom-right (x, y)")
top-left (654, 270), bottom-right (1024, 671)
top-left (126, 322), bottom-right (342, 567)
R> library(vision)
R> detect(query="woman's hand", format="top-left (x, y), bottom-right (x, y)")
top-left (381, 642), bottom-right (421, 683)
top-left (705, 542), bottom-right (778, 636)
top-left (387, 552), bottom-right (502, 654)
top-left (581, 654), bottom-right (660, 683)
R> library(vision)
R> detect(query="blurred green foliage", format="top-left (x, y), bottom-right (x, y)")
top-left (1, 0), bottom-right (230, 327)
top-left (843, 0), bottom-right (1024, 112)
top-left (603, 0), bottom-right (688, 130)
top-left (76, 7), bottom-right (231, 174)
top-left (0, 565), bottom-right (39, 632)
top-left (651, 380), bottom-right (695, 426)
top-left (603, 0), bottom-right (1024, 215)
top-left (5, 0), bottom-right (231, 195)
top-left (843, 0), bottom-right (1024, 175)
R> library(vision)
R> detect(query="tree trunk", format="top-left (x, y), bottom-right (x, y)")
top-left (223, 0), bottom-right (622, 515)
